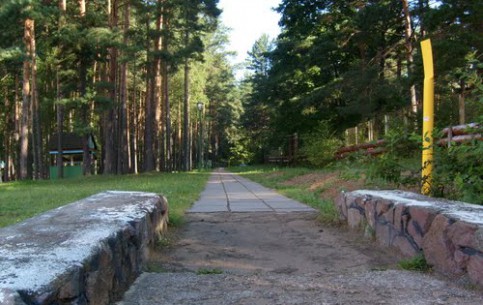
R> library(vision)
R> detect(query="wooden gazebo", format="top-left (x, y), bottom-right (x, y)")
top-left (48, 132), bottom-right (97, 178)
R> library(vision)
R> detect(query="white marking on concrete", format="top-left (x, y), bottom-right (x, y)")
top-left (352, 190), bottom-right (483, 225)
top-left (0, 191), bottom-right (160, 297)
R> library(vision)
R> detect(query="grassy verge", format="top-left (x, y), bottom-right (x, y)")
top-left (230, 163), bottom-right (416, 225)
top-left (0, 171), bottom-right (210, 228)
top-left (230, 166), bottom-right (345, 225)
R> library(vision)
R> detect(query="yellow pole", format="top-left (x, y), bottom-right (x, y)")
top-left (421, 39), bottom-right (434, 195)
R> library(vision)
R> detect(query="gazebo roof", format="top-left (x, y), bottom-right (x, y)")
top-left (49, 132), bottom-right (97, 153)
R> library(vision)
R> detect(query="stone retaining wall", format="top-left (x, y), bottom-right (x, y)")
top-left (0, 191), bottom-right (168, 305)
top-left (336, 190), bottom-right (483, 287)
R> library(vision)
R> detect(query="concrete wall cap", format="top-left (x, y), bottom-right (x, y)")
top-left (0, 191), bottom-right (162, 299)
top-left (350, 190), bottom-right (483, 225)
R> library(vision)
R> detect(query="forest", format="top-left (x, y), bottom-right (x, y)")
top-left (0, 0), bottom-right (481, 184)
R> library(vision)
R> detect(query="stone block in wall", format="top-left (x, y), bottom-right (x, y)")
top-left (347, 206), bottom-right (365, 229)
top-left (407, 206), bottom-right (438, 249)
top-left (375, 198), bottom-right (393, 217)
top-left (338, 190), bottom-right (483, 288)
top-left (364, 199), bottom-right (377, 229)
top-left (423, 215), bottom-right (483, 282)
top-left (335, 192), bottom-right (348, 220)
top-left (0, 191), bottom-right (168, 305)
top-left (468, 254), bottom-right (483, 287)
top-left (375, 220), bottom-right (393, 247)
top-left (392, 234), bottom-right (419, 257)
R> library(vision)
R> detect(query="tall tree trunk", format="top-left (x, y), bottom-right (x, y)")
top-left (154, 1), bottom-right (163, 171)
top-left (131, 68), bottom-right (139, 174)
top-left (118, 0), bottom-right (130, 174)
top-left (14, 75), bottom-right (20, 179)
top-left (56, 0), bottom-right (67, 179)
top-left (144, 15), bottom-right (155, 171)
top-left (56, 71), bottom-right (64, 179)
top-left (104, 0), bottom-right (119, 174)
top-left (78, 0), bottom-right (91, 176)
top-left (20, 18), bottom-right (33, 180)
top-left (80, 61), bottom-right (91, 176)
top-left (402, 0), bottom-right (418, 115)
top-left (162, 6), bottom-right (171, 172)
top-left (30, 19), bottom-right (43, 179)
top-left (183, 34), bottom-right (191, 171)
top-left (177, 99), bottom-right (182, 170)
top-left (3, 96), bottom-right (12, 182)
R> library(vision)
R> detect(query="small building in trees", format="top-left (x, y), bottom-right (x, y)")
top-left (48, 133), bottom-right (97, 179)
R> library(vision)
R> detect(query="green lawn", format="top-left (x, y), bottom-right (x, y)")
top-left (0, 171), bottom-right (210, 228)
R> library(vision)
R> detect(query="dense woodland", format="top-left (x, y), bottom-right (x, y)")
top-left (0, 0), bottom-right (481, 181)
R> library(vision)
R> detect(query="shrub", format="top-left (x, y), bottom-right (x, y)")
top-left (301, 121), bottom-right (343, 167)
top-left (367, 153), bottom-right (402, 184)
top-left (430, 135), bottom-right (482, 204)
top-left (367, 127), bottom-right (420, 185)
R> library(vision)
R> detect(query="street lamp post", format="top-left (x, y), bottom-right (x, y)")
top-left (197, 102), bottom-right (204, 169)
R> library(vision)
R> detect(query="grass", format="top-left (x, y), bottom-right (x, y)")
top-left (398, 254), bottom-right (432, 272)
top-left (0, 171), bottom-right (210, 228)
top-left (196, 268), bottom-right (223, 275)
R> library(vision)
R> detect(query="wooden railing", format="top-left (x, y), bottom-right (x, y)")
top-left (336, 123), bottom-right (481, 159)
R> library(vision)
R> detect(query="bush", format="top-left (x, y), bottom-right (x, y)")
top-left (367, 127), bottom-right (420, 185)
top-left (367, 153), bottom-right (402, 184)
top-left (430, 136), bottom-right (482, 204)
top-left (301, 121), bottom-right (343, 167)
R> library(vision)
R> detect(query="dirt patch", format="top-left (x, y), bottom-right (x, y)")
top-left (123, 211), bottom-right (483, 305)
top-left (149, 212), bottom-right (403, 275)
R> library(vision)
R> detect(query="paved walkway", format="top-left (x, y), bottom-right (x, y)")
top-left (188, 169), bottom-right (315, 213)
top-left (117, 169), bottom-right (483, 305)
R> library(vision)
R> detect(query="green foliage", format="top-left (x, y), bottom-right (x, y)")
top-left (430, 135), bottom-right (483, 204)
top-left (239, 0), bottom-right (482, 167)
top-left (301, 121), bottom-right (343, 167)
top-left (367, 125), bottom-right (420, 186)
top-left (196, 268), bottom-right (223, 275)
top-left (398, 254), bottom-right (431, 272)
top-left (367, 154), bottom-right (402, 184)
top-left (228, 141), bottom-right (253, 166)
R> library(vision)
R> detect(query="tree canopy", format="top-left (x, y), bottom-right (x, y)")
top-left (0, 0), bottom-right (481, 180)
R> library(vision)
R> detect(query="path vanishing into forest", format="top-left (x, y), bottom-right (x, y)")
top-left (117, 169), bottom-right (483, 305)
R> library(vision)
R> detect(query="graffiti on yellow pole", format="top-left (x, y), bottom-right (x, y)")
top-left (421, 39), bottom-right (434, 195)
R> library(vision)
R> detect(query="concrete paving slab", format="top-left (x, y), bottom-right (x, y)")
top-left (229, 200), bottom-right (269, 207)
top-left (265, 201), bottom-right (311, 209)
top-left (187, 169), bottom-right (316, 213)
top-left (230, 206), bottom-right (273, 212)
top-left (188, 206), bottom-right (228, 213)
